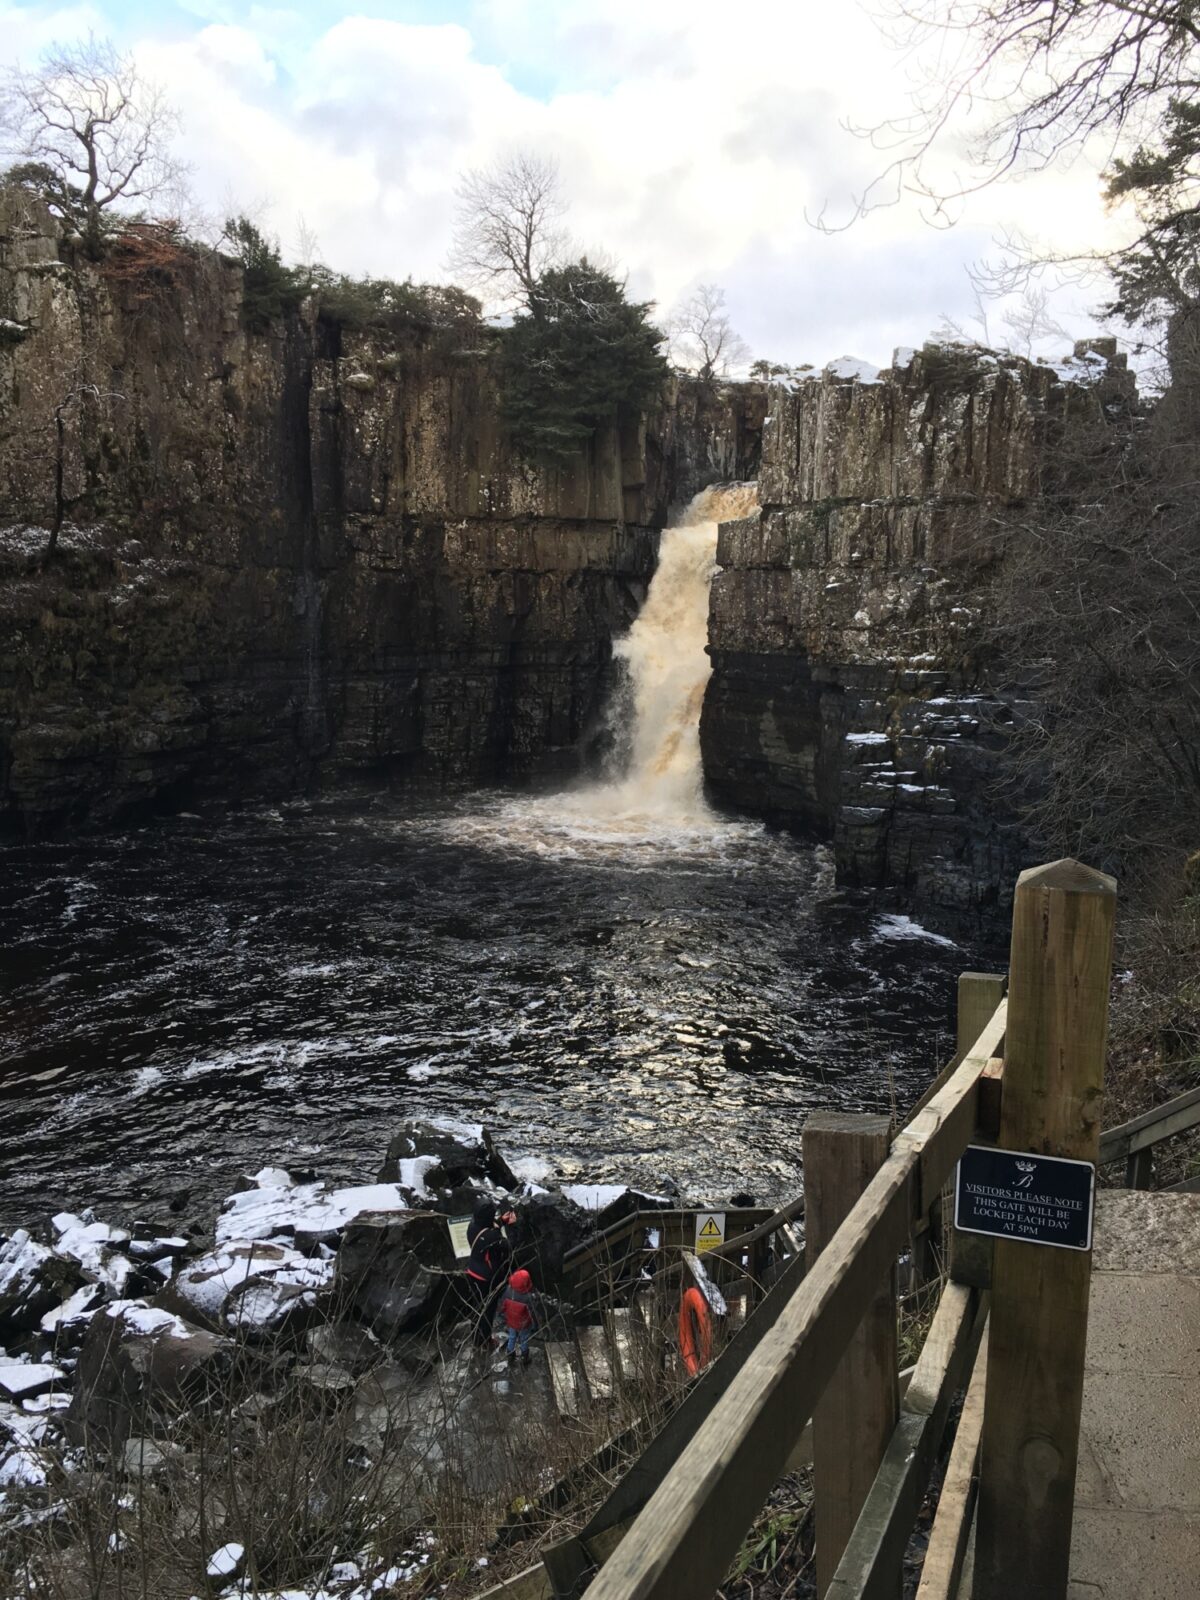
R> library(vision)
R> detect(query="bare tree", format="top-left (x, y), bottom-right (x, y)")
top-left (1, 36), bottom-right (185, 254)
top-left (667, 284), bottom-right (750, 382)
top-left (849, 1), bottom-right (1200, 223)
top-left (447, 151), bottom-right (568, 310)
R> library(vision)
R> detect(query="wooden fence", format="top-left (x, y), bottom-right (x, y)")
top-left (475, 860), bottom-right (1119, 1600)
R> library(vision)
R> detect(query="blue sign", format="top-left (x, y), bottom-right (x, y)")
top-left (954, 1145), bottom-right (1095, 1252)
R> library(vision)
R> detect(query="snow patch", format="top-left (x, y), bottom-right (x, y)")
top-left (825, 355), bottom-right (884, 384)
top-left (873, 914), bottom-right (957, 949)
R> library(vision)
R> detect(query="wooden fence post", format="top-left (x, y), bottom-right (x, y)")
top-left (973, 859), bottom-right (1116, 1600)
top-left (804, 1112), bottom-right (899, 1599)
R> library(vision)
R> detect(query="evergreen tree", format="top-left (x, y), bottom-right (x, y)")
top-left (221, 216), bottom-right (309, 329)
top-left (501, 258), bottom-right (668, 458)
top-left (1105, 98), bottom-right (1200, 327)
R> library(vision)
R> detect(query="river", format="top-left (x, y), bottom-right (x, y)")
top-left (0, 487), bottom-right (974, 1227)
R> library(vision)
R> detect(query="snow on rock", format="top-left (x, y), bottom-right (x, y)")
top-left (825, 355), bottom-right (884, 384)
top-left (41, 1282), bottom-right (107, 1338)
top-left (560, 1184), bottom-right (630, 1211)
top-left (207, 1541), bottom-right (245, 1579)
top-left (160, 1244), bottom-right (334, 1333)
top-left (0, 1362), bottom-right (65, 1402)
top-left (0, 1229), bottom-right (79, 1332)
top-left (51, 1215), bottom-right (134, 1295)
top-left (873, 914), bottom-right (958, 949)
top-left (216, 1183), bottom-right (415, 1248)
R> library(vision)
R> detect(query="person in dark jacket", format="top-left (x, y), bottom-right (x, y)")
top-left (499, 1267), bottom-right (538, 1364)
top-left (465, 1204), bottom-right (516, 1348)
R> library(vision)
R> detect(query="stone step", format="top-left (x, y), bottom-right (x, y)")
top-left (575, 1321), bottom-right (615, 1404)
top-left (544, 1339), bottom-right (583, 1420)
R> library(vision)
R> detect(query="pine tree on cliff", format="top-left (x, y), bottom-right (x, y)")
top-left (501, 258), bottom-right (668, 458)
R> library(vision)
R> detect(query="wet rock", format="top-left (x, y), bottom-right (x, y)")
top-left (336, 1212), bottom-right (456, 1340)
top-left (154, 1242), bottom-right (334, 1337)
top-left (66, 1300), bottom-right (230, 1452)
top-left (0, 1230), bottom-right (83, 1336)
top-left (378, 1118), bottom-right (519, 1198)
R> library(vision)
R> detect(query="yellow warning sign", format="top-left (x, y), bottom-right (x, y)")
top-left (695, 1211), bottom-right (726, 1253)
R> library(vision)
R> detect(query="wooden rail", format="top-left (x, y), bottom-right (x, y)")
top-left (580, 998), bottom-right (1008, 1600)
top-left (471, 859), bottom-right (1121, 1600)
top-left (1098, 1084), bottom-right (1200, 1189)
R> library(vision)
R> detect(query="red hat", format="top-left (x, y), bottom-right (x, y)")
top-left (510, 1269), bottom-right (532, 1292)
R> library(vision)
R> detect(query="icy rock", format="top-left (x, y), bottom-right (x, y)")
top-left (0, 1230), bottom-right (83, 1335)
top-left (155, 1243), bottom-right (334, 1336)
top-left (336, 1212), bottom-right (456, 1339)
top-left (378, 1117), bottom-right (519, 1198)
top-left (66, 1300), bottom-right (230, 1451)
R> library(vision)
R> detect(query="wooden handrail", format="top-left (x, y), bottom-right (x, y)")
top-left (562, 1207), bottom-right (770, 1278)
top-left (1098, 1083), bottom-right (1200, 1164)
top-left (581, 996), bottom-right (1007, 1600)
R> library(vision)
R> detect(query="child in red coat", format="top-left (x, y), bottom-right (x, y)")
top-left (500, 1268), bottom-right (538, 1364)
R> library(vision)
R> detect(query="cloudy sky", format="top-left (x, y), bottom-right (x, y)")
top-left (1, 0), bottom-right (1130, 368)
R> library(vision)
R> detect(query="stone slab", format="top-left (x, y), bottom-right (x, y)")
top-left (1067, 1192), bottom-right (1200, 1593)
top-left (1069, 1509), bottom-right (1200, 1600)
top-left (1091, 1191), bottom-right (1200, 1274)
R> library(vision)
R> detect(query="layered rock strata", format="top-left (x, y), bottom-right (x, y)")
top-left (702, 342), bottom-right (1135, 919)
top-left (0, 188), bottom-right (763, 831)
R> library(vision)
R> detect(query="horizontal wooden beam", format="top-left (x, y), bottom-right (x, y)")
top-left (581, 999), bottom-right (1007, 1600)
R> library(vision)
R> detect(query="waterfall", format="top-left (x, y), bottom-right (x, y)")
top-left (595, 482), bottom-right (759, 821)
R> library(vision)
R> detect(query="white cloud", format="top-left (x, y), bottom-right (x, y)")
top-left (1, 1), bottom-right (1133, 366)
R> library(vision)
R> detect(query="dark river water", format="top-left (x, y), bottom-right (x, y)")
top-left (0, 788), bottom-right (974, 1228)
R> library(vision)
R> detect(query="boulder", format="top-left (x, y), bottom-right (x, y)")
top-left (154, 1243), bottom-right (334, 1337)
top-left (378, 1118), bottom-right (518, 1198)
top-left (0, 1230), bottom-right (82, 1336)
top-left (66, 1301), bottom-right (230, 1452)
top-left (512, 1191), bottom-right (591, 1285)
top-left (560, 1184), bottom-right (674, 1232)
top-left (336, 1213), bottom-right (456, 1340)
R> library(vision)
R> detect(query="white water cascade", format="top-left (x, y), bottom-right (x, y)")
top-left (598, 481), bottom-right (760, 822)
top-left (413, 481), bottom-right (761, 860)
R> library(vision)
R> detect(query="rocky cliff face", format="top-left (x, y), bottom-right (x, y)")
top-left (0, 190), bottom-right (763, 832)
top-left (701, 343), bottom-right (1135, 920)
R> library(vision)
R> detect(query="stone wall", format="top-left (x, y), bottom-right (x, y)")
top-left (0, 189), bottom-right (761, 831)
top-left (701, 342), bottom-right (1135, 920)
